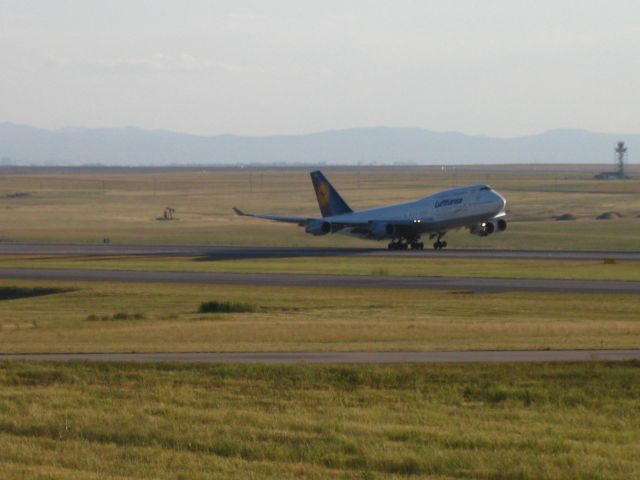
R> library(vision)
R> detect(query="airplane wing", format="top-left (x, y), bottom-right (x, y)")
top-left (233, 207), bottom-right (314, 225)
top-left (233, 207), bottom-right (441, 232)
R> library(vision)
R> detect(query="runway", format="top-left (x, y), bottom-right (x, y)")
top-left (0, 267), bottom-right (638, 293)
top-left (1, 350), bottom-right (639, 364)
top-left (1, 243), bottom-right (639, 261)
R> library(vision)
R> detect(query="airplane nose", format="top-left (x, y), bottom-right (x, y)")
top-left (493, 191), bottom-right (506, 210)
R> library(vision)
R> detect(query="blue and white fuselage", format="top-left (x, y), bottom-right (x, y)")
top-left (234, 171), bottom-right (507, 250)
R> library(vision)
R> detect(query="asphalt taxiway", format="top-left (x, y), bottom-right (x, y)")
top-left (0, 243), bottom-right (639, 260)
top-left (0, 267), bottom-right (638, 294)
top-left (1, 350), bottom-right (639, 364)
top-left (1, 243), bottom-right (638, 293)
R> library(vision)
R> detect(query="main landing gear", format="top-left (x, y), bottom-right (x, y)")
top-left (387, 238), bottom-right (425, 250)
top-left (432, 233), bottom-right (447, 250)
top-left (387, 234), bottom-right (447, 251)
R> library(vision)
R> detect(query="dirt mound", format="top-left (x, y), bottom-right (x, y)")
top-left (596, 211), bottom-right (624, 220)
top-left (552, 213), bottom-right (576, 221)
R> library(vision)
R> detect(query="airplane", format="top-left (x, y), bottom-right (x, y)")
top-left (233, 170), bottom-right (507, 250)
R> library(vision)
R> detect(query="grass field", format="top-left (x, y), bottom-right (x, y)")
top-left (0, 361), bottom-right (638, 479)
top-left (1, 279), bottom-right (638, 354)
top-left (1, 254), bottom-right (639, 281)
top-left (0, 166), bottom-right (639, 249)
top-left (0, 167), bottom-right (638, 478)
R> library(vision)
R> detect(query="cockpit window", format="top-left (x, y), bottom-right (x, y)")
top-left (479, 186), bottom-right (490, 191)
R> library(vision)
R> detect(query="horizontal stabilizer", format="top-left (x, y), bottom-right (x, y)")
top-left (233, 207), bottom-right (247, 216)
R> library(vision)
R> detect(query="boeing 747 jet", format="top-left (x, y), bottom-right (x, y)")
top-left (234, 171), bottom-right (507, 250)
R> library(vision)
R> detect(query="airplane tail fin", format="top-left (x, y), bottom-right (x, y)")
top-left (310, 171), bottom-right (353, 217)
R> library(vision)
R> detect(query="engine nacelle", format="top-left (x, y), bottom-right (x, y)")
top-left (305, 220), bottom-right (331, 236)
top-left (368, 222), bottom-right (396, 239)
top-left (484, 222), bottom-right (495, 235)
top-left (493, 218), bottom-right (507, 232)
top-left (470, 223), bottom-right (489, 236)
top-left (470, 218), bottom-right (507, 236)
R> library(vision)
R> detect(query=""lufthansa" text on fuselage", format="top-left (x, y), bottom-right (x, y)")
top-left (434, 198), bottom-right (463, 208)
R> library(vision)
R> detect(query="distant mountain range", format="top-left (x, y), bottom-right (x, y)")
top-left (0, 123), bottom-right (635, 166)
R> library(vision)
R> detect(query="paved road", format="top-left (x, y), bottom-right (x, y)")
top-left (1, 243), bottom-right (639, 260)
top-left (0, 267), bottom-right (638, 293)
top-left (1, 350), bottom-right (639, 364)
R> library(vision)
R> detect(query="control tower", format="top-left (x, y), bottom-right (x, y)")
top-left (615, 141), bottom-right (627, 178)
top-left (595, 141), bottom-right (629, 179)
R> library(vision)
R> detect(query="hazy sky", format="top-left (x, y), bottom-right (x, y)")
top-left (1, 0), bottom-right (639, 137)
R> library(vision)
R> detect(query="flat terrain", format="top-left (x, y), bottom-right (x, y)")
top-left (0, 166), bottom-right (638, 479)
top-left (3, 349), bottom-right (640, 363)
top-left (2, 267), bottom-right (640, 294)
top-left (1, 253), bottom-right (639, 281)
top-left (0, 167), bottom-right (637, 355)
top-left (0, 361), bottom-right (638, 479)
top-left (1, 279), bottom-right (638, 354)
top-left (0, 166), bottom-right (639, 249)
top-left (2, 244), bottom-right (640, 260)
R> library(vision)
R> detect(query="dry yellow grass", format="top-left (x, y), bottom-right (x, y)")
top-left (0, 278), bottom-right (638, 354)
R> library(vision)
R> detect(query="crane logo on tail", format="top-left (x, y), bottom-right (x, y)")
top-left (309, 170), bottom-right (353, 217)
top-left (316, 182), bottom-right (330, 208)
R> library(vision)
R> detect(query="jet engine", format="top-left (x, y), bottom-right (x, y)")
top-left (368, 222), bottom-right (396, 239)
top-left (305, 220), bottom-right (331, 236)
top-left (470, 218), bottom-right (507, 236)
top-left (493, 218), bottom-right (507, 232)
